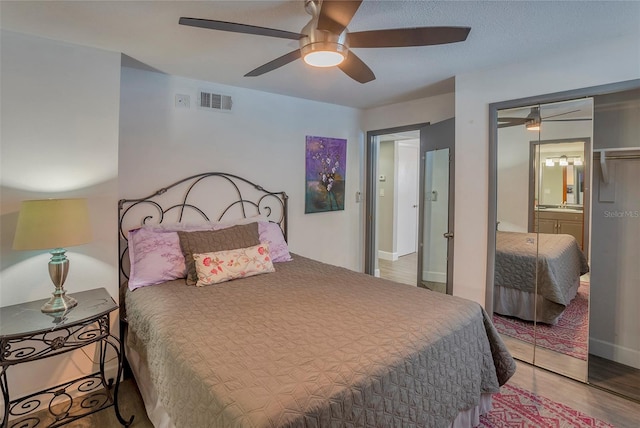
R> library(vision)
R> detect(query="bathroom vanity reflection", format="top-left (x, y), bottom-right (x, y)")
top-left (530, 140), bottom-right (589, 250)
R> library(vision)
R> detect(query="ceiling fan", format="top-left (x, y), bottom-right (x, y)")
top-left (179, 0), bottom-right (471, 84)
top-left (498, 106), bottom-right (589, 130)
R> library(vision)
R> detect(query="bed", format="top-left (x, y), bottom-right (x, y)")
top-left (118, 172), bottom-right (516, 428)
top-left (493, 231), bottom-right (589, 325)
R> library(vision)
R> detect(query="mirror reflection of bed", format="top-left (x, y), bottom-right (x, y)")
top-left (494, 98), bottom-right (593, 381)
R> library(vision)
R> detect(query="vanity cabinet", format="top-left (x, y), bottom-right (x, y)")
top-left (535, 210), bottom-right (584, 248)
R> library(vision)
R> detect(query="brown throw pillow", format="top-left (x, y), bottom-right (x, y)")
top-left (177, 223), bottom-right (260, 285)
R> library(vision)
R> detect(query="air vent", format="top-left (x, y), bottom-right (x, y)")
top-left (198, 91), bottom-right (232, 112)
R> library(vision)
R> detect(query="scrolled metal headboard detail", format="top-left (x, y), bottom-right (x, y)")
top-left (118, 172), bottom-right (288, 281)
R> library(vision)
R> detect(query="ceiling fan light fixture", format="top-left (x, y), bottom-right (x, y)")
top-left (525, 120), bottom-right (541, 131)
top-left (301, 42), bottom-right (347, 67)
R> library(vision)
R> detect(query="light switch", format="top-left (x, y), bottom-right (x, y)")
top-left (379, 189), bottom-right (385, 197)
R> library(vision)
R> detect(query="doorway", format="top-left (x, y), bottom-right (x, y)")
top-left (365, 120), bottom-right (455, 293)
top-left (372, 130), bottom-right (420, 285)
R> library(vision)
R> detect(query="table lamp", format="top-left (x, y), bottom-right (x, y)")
top-left (13, 199), bottom-right (92, 313)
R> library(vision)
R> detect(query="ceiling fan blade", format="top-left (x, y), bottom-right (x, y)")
top-left (349, 26), bottom-right (471, 48)
top-left (317, 0), bottom-right (363, 34)
top-left (338, 51), bottom-right (375, 83)
top-left (498, 117), bottom-right (528, 125)
top-left (541, 109), bottom-right (581, 120)
top-left (179, 17), bottom-right (302, 40)
top-left (245, 50), bottom-right (302, 77)
top-left (498, 123), bottom-right (518, 129)
top-left (544, 118), bottom-right (592, 122)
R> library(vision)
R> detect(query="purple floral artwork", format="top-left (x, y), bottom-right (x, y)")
top-left (305, 136), bottom-right (347, 213)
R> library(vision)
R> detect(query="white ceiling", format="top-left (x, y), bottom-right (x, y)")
top-left (1, 1), bottom-right (639, 109)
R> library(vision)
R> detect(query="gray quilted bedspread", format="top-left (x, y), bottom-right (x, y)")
top-left (495, 231), bottom-right (589, 306)
top-left (125, 255), bottom-right (515, 428)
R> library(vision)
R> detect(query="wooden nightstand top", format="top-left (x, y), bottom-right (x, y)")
top-left (0, 288), bottom-right (117, 338)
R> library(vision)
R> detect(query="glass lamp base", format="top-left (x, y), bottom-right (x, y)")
top-left (43, 248), bottom-right (77, 314)
top-left (41, 290), bottom-right (78, 314)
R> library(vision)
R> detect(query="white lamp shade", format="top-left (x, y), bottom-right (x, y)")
top-left (13, 198), bottom-right (92, 250)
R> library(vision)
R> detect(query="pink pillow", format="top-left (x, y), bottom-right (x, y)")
top-left (192, 243), bottom-right (275, 286)
top-left (258, 222), bottom-right (292, 262)
top-left (127, 228), bottom-right (187, 290)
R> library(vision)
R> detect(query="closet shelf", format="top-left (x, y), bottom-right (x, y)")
top-left (593, 147), bottom-right (640, 184)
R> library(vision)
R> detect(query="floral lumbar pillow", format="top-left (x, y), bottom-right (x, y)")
top-left (192, 243), bottom-right (275, 286)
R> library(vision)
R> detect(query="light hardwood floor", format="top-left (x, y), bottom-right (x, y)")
top-left (378, 252), bottom-right (447, 293)
top-left (378, 252), bottom-right (418, 286)
top-left (589, 354), bottom-right (640, 403)
top-left (500, 334), bottom-right (589, 382)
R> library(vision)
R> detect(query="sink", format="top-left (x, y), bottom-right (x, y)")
top-left (537, 207), bottom-right (583, 213)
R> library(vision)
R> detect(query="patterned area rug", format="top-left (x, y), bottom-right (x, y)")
top-left (492, 282), bottom-right (589, 360)
top-left (479, 384), bottom-right (613, 427)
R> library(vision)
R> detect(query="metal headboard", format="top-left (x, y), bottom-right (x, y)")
top-left (118, 172), bottom-right (288, 282)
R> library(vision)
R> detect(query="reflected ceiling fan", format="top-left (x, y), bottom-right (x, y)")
top-left (179, 0), bottom-right (471, 83)
top-left (498, 106), bottom-right (589, 130)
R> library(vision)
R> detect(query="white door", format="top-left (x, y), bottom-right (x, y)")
top-left (396, 142), bottom-right (419, 256)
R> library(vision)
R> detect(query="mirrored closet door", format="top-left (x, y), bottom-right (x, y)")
top-left (490, 81), bottom-right (640, 402)
top-left (493, 98), bottom-right (593, 382)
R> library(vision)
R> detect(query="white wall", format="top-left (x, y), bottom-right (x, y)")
top-left (362, 93), bottom-right (455, 131)
top-left (454, 34), bottom-right (640, 305)
top-left (377, 141), bottom-right (395, 255)
top-left (118, 67), bottom-right (363, 270)
top-left (496, 125), bottom-right (532, 232)
top-left (0, 31), bottom-right (121, 398)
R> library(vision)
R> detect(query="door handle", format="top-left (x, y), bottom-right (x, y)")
top-left (443, 232), bottom-right (454, 239)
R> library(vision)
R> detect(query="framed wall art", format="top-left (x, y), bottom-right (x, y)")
top-left (305, 135), bottom-right (347, 214)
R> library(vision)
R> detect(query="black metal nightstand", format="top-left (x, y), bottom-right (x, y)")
top-left (0, 288), bottom-right (134, 427)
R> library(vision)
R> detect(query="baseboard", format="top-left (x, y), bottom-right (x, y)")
top-left (589, 337), bottom-right (640, 369)
top-left (378, 250), bottom-right (398, 261)
top-left (374, 269), bottom-right (380, 277)
top-left (422, 270), bottom-right (446, 283)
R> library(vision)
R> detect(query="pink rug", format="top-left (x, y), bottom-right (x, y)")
top-left (479, 384), bottom-right (613, 427)
top-left (493, 282), bottom-right (589, 360)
